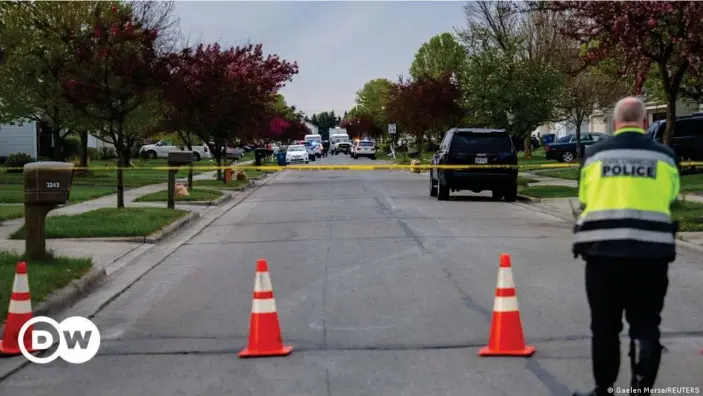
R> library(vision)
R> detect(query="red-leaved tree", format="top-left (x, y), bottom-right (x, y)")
top-left (385, 75), bottom-right (462, 153)
top-left (340, 116), bottom-right (382, 140)
top-left (555, 1), bottom-right (703, 145)
top-left (62, 3), bottom-right (165, 208)
top-left (163, 43), bottom-right (298, 180)
top-left (282, 120), bottom-right (310, 142)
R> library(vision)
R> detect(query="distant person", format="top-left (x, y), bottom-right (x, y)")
top-left (265, 142), bottom-right (273, 162)
top-left (572, 96), bottom-right (680, 396)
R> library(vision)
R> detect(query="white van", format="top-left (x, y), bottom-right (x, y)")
top-left (330, 133), bottom-right (351, 155)
top-left (304, 134), bottom-right (322, 144)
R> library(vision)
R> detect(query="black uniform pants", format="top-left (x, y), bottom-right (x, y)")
top-left (585, 258), bottom-right (669, 389)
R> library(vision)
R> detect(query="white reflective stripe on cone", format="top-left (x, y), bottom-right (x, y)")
top-left (493, 296), bottom-right (519, 313)
top-left (13, 274), bottom-right (30, 293)
top-left (254, 272), bottom-right (273, 292)
top-left (252, 298), bottom-right (277, 314)
top-left (496, 268), bottom-right (514, 289)
top-left (9, 299), bottom-right (32, 314)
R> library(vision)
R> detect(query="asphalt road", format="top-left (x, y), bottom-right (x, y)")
top-left (2, 153), bottom-right (702, 395)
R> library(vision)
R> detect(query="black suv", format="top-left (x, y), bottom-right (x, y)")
top-left (647, 113), bottom-right (703, 172)
top-left (430, 128), bottom-right (518, 201)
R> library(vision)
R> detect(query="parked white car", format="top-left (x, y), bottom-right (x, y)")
top-left (351, 140), bottom-right (376, 159)
top-left (286, 145), bottom-right (309, 164)
top-left (140, 140), bottom-right (212, 161)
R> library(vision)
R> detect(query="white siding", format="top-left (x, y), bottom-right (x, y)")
top-left (87, 133), bottom-right (115, 150)
top-left (304, 122), bottom-right (319, 135)
top-left (536, 98), bottom-right (703, 137)
top-left (0, 121), bottom-right (37, 158)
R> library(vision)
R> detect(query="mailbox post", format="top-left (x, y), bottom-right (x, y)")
top-left (23, 162), bottom-right (74, 259)
top-left (167, 152), bottom-right (193, 210)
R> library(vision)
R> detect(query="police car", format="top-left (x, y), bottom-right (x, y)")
top-left (302, 141), bottom-right (317, 161)
top-left (285, 144), bottom-right (309, 164)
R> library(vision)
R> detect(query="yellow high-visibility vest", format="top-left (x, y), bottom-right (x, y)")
top-left (574, 127), bottom-right (680, 261)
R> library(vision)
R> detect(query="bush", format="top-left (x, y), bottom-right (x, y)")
top-left (0, 156), bottom-right (6, 166)
top-left (5, 153), bottom-right (35, 173)
top-left (87, 147), bottom-right (100, 160)
top-left (62, 136), bottom-right (81, 159)
top-left (130, 145), bottom-right (142, 159)
top-left (98, 146), bottom-right (117, 160)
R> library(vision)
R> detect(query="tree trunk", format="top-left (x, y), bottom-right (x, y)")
top-left (116, 148), bottom-right (126, 209)
top-left (575, 123), bottom-right (584, 159)
top-left (416, 132), bottom-right (423, 155)
top-left (523, 136), bottom-right (532, 160)
top-left (187, 164), bottom-right (194, 190)
top-left (79, 130), bottom-right (89, 169)
top-left (215, 154), bottom-right (225, 182)
top-left (51, 128), bottom-right (63, 161)
top-left (664, 91), bottom-right (677, 146)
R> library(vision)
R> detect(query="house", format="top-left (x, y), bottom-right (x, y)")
top-left (304, 121), bottom-right (319, 135)
top-left (0, 118), bottom-right (115, 159)
top-left (533, 98), bottom-right (703, 138)
top-left (0, 120), bottom-right (38, 158)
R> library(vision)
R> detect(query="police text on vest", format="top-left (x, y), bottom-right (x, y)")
top-left (601, 159), bottom-right (656, 179)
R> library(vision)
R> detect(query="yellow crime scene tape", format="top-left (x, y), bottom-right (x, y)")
top-left (4, 162), bottom-right (703, 172)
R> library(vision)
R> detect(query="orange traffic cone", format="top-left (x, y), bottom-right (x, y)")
top-left (0, 262), bottom-right (36, 356)
top-left (238, 259), bottom-right (292, 358)
top-left (479, 254), bottom-right (535, 357)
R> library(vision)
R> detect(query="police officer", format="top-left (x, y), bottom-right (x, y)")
top-left (572, 97), bottom-right (680, 396)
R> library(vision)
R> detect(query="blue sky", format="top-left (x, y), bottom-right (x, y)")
top-left (174, 1), bottom-right (467, 117)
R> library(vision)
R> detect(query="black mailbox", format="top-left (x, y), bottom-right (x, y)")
top-left (24, 162), bottom-right (74, 204)
top-left (168, 152), bottom-right (193, 166)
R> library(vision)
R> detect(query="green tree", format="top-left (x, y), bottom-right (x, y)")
top-left (409, 32), bottom-right (467, 81)
top-left (458, 1), bottom-right (565, 158)
top-left (354, 78), bottom-right (392, 127)
top-left (0, 1), bottom-right (102, 160)
top-left (461, 46), bottom-right (563, 154)
top-left (310, 111), bottom-right (338, 139)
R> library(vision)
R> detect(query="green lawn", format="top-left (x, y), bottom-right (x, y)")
top-left (0, 251), bottom-right (93, 319)
top-left (10, 207), bottom-right (188, 239)
top-left (0, 205), bottom-right (24, 222)
top-left (680, 173), bottom-right (703, 193)
top-left (516, 176), bottom-right (533, 187)
top-left (1, 158), bottom-right (211, 188)
top-left (196, 179), bottom-right (249, 190)
top-left (533, 167), bottom-right (580, 180)
top-left (519, 185), bottom-right (579, 199)
top-left (0, 185), bottom-right (116, 204)
top-left (381, 148), bottom-right (564, 169)
top-left (672, 200), bottom-right (703, 232)
top-left (134, 188), bottom-right (223, 202)
top-left (533, 169), bottom-right (703, 194)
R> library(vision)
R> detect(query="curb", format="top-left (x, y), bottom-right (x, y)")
top-left (34, 266), bottom-right (107, 317)
top-left (166, 192), bottom-right (233, 207)
top-left (516, 193), bottom-right (541, 203)
top-left (676, 235), bottom-right (703, 254)
top-left (0, 266), bottom-right (107, 338)
top-left (0, 170), bottom-right (281, 380)
top-left (144, 211), bottom-right (200, 243)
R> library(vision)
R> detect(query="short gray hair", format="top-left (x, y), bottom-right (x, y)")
top-left (613, 96), bottom-right (646, 124)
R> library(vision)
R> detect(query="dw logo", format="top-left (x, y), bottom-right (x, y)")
top-left (18, 316), bottom-right (101, 364)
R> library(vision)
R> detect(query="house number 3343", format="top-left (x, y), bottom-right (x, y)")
top-left (46, 182), bottom-right (60, 188)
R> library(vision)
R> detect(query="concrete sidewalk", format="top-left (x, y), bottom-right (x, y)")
top-left (521, 171), bottom-right (703, 203)
top-left (515, 197), bottom-right (703, 250)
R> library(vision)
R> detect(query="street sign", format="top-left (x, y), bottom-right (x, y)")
top-left (388, 124), bottom-right (396, 134)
